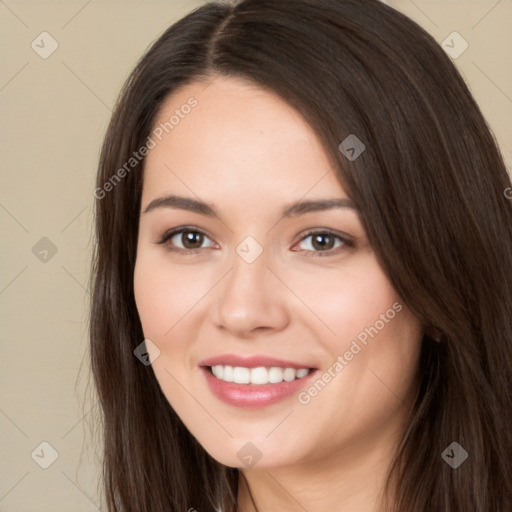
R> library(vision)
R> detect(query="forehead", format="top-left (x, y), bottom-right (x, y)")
top-left (142, 75), bottom-right (345, 203)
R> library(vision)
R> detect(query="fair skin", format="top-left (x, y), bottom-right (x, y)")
top-left (134, 75), bottom-right (424, 512)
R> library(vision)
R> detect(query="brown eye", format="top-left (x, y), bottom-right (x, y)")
top-left (310, 233), bottom-right (336, 251)
top-left (294, 230), bottom-right (354, 256)
top-left (157, 227), bottom-right (217, 252)
top-left (180, 231), bottom-right (205, 249)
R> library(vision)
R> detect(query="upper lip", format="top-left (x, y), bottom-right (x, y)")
top-left (199, 354), bottom-right (317, 369)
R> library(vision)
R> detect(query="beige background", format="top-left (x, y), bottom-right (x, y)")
top-left (0, 1), bottom-right (510, 510)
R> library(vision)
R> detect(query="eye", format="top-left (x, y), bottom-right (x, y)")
top-left (293, 230), bottom-right (354, 256)
top-left (156, 227), bottom-right (217, 252)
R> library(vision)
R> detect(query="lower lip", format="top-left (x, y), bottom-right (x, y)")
top-left (200, 367), bottom-right (317, 408)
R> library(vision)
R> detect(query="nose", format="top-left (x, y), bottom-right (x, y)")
top-left (211, 248), bottom-right (290, 338)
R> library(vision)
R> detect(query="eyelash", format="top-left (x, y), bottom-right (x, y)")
top-left (155, 226), bottom-right (355, 258)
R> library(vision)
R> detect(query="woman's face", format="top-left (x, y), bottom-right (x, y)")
top-left (134, 75), bottom-right (424, 470)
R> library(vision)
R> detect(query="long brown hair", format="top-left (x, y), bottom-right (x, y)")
top-left (89, 0), bottom-right (512, 510)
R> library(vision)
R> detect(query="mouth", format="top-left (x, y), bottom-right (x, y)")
top-left (205, 365), bottom-right (314, 385)
top-left (198, 354), bottom-right (319, 408)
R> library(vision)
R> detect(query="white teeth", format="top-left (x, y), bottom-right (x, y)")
top-left (296, 368), bottom-right (309, 378)
top-left (223, 365), bottom-right (234, 382)
top-left (212, 365), bottom-right (223, 379)
top-left (268, 367), bottom-right (284, 383)
top-left (233, 367), bottom-right (250, 384)
top-left (210, 365), bottom-right (311, 385)
top-left (283, 368), bottom-right (296, 382)
top-left (250, 367), bottom-right (268, 385)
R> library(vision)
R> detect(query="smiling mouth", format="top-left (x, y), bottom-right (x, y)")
top-left (206, 365), bottom-right (315, 385)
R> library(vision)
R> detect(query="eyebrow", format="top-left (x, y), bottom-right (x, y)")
top-left (142, 194), bottom-right (356, 218)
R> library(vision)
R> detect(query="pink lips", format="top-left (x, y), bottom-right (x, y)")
top-left (199, 353), bottom-right (317, 408)
top-left (199, 354), bottom-right (315, 369)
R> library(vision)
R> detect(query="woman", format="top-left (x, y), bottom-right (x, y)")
top-left (89, 0), bottom-right (512, 510)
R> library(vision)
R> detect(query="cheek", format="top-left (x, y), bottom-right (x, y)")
top-left (133, 254), bottom-right (211, 339)
top-left (133, 256), bottom-right (203, 408)
top-left (133, 261), bottom-right (169, 339)
top-left (286, 252), bottom-right (422, 407)
top-left (283, 251), bottom-right (400, 343)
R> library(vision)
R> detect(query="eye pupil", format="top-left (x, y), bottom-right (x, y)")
top-left (312, 233), bottom-right (334, 251)
top-left (182, 231), bottom-right (204, 249)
